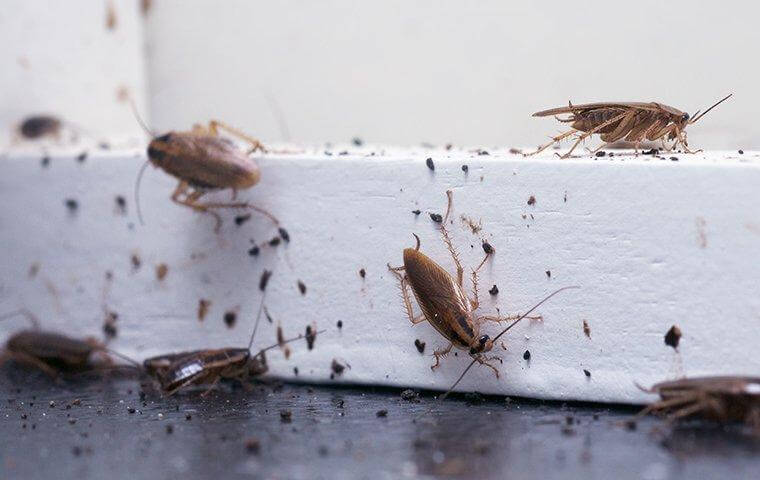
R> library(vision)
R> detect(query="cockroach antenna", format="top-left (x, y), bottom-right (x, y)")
top-left (129, 97), bottom-right (155, 227)
top-left (248, 290), bottom-right (267, 351)
top-left (439, 285), bottom-right (580, 401)
top-left (0, 309), bottom-right (40, 329)
top-left (689, 93), bottom-right (732, 124)
top-left (129, 97), bottom-right (155, 138)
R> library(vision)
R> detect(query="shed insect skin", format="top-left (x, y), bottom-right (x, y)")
top-left (387, 190), bottom-right (542, 378)
top-left (133, 107), bottom-right (280, 232)
top-left (0, 309), bottom-right (137, 378)
top-left (634, 376), bottom-right (760, 428)
top-left (525, 94), bottom-right (732, 158)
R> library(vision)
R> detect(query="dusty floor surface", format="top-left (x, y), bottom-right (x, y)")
top-left (1, 367), bottom-right (759, 480)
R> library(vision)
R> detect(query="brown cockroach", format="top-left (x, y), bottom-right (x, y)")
top-left (132, 105), bottom-right (280, 233)
top-left (18, 115), bottom-right (62, 140)
top-left (387, 190), bottom-right (549, 378)
top-left (0, 309), bottom-right (138, 378)
top-left (634, 376), bottom-right (760, 428)
top-left (525, 94), bottom-right (732, 158)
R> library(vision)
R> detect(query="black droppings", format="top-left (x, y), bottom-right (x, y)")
top-left (305, 325), bottom-right (316, 350)
top-left (244, 437), bottom-right (260, 454)
top-left (166, 424), bottom-right (174, 434)
top-left (376, 409), bottom-right (388, 418)
top-left (523, 350), bottom-right (531, 361)
top-left (127, 406), bottom-right (136, 414)
top-left (412, 209), bottom-right (421, 216)
top-left (268, 237), bottom-right (281, 247)
top-left (331, 359), bottom-right (348, 376)
top-left (670, 157), bottom-right (679, 162)
top-left (461, 164), bottom-right (469, 173)
top-left (41, 156), bottom-right (50, 168)
top-left (478, 150), bottom-right (489, 156)
top-left (595, 151), bottom-right (606, 157)
top-left (359, 268), bottom-right (366, 278)
top-left (76, 151), bottom-right (88, 163)
top-left (414, 339), bottom-right (425, 354)
top-left (583, 369), bottom-right (591, 378)
top-left (482, 241), bottom-right (494, 254)
top-left (527, 195), bottom-right (536, 206)
top-left (738, 149), bottom-right (744, 154)
top-left (279, 410), bottom-right (292, 423)
top-left (64, 198), bottom-right (79, 212)
top-left (664, 325), bottom-right (682, 349)
top-left (115, 195), bottom-right (127, 214)
top-left (234, 214), bottom-right (251, 226)
top-left (185, 413), bottom-right (192, 420)
top-left (352, 137), bottom-right (363, 146)
top-left (248, 245), bottom-right (260, 257)
top-left (278, 227), bottom-right (290, 242)
top-left (488, 285), bottom-right (499, 296)
top-left (259, 270), bottom-right (272, 291)
top-left (223, 310), bottom-right (237, 329)
top-left (336, 320), bottom-right (343, 329)
top-left (545, 270), bottom-right (551, 278)
top-left (429, 213), bottom-right (442, 223)
top-left (425, 157), bottom-right (435, 171)
top-left (20, 115), bottom-right (61, 139)
top-left (297, 280), bottom-right (307, 295)
top-left (643, 148), bottom-right (658, 155)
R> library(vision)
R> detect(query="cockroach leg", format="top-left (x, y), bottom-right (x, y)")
top-left (171, 181), bottom-right (224, 231)
top-left (474, 354), bottom-right (501, 378)
top-left (206, 120), bottom-right (267, 153)
top-left (6, 351), bottom-right (60, 378)
top-left (387, 264), bottom-right (426, 325)
top-left (469, 251), bottom-right (493, 309)
top-left (558, 111), bottom-right (629, 158)
top-left (431, 343), bottom-right (453, 370)
top-left (200, 376), bottom-right (221, 397)
top-left (525, 129), bottom-right (578, 156)
top-left (441, 190), bottom-right (464, 286)
top-left (477, 312), bottom-right (542, 324)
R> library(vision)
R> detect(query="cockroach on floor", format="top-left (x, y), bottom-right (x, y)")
top-left (387, 190), bottom-right (546, 377)
top-left (143, 294), bottom-right (324, 395)
top-left (132, 105), bottom-right (280, 233)
top-left (634, 376), bottom-right (760, 428)
top-left (0, 309), bottom-right (138, 378)
top-left (525, 94), bottom-right (732, 158)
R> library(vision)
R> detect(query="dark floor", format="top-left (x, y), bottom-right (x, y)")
top-left (1, 367), bottom-right (759, 480)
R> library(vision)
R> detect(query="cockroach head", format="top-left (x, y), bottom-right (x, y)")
top-left (469, 334), bottom-right (493, 354)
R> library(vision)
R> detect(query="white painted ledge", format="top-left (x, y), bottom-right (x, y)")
top-left (1, 147), bottom-right (759, 404)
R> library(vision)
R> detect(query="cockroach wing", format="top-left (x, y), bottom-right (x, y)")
top-left (532, 102), bottom-right (665, 117)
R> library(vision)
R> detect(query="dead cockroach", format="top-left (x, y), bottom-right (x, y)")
top-left (634, 376), bottom-right (760, 428)
top-left (131, 104), bottom-right (280, 233)
top-left (525, 94), bottom-right (732, 158)
top-left (0, 309), bottom-right (138, 378)
top-left (387, 190), bottom-right (545, 378)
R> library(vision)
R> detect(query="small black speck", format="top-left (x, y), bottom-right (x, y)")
top-left (259, 270), bottom-right (272, 291)
top-left (583, 369), bottom-right (591, 378)
top-left (185, 413), bottom-right (192, 420)
top-left (338, 151), bottom-right (348, 156)
top-left (166, 424), bottom-right (174, 434)
top-left (461, 164), bottom-right (469, 173)
top-left (445, 143), bottom-right (453, 151)
top-left (478, 150), bottom-right (489, 156)
top-left (65, 198), bottom-right (79, 211)
top-left (412, 209), bottom-right (421, 216)
top-left (414, 339), bottom-right (426, 354)
top-left (352, 137), bottom-right (363, 146)
top-left (488, 285), bottom-right (499, 296)
top-left (99, 142), bottom-right (110, 150)
top-left (482, 241), bottom-right (494, 254)
top-left (670, 157), bottom-right (679, 162)
top-left (115, 195), bottom-right (127, 213)
top-left (248, 245), bottom-right (260, 257)
top-left (595, 151), bottom-right (606, 157)
top-left (426, 158), bottom-right (435, 171)
top-left (376, 409), bottom-right (388, 418)
top-left (523, 350), bottom-right (531, 361)
top-left (305, 325), bottom-right (316, 350)
top-left (127, 406), bottom-right (136, 414)
top-left (738, 150), bottom-right (744, 154)
top-left (429, 213), bottom-right (442, 223)
top-left (72, 446), bottom-right (82, 456)
top-left (280, 410), bottom-right (292, 423)
top-left (297, 280), bottom-right (307, 295)
top-left (41, 156), bottom-right (50, 168)
top-left (224, 311), bottom-right (237, 328)
top-left (337, 320), bottom-right (343, 329)
top-left (293, 367), bottom-right (299, 376)
top-left (359, 268), bottom-right (366, 278)
top-left (643, 148), bottom-right (658, 155)
top-left (527, 195), bottom-right (536, 206)
top-left (625, 420), bottom-right (637, 431)
top-left (664, 325), bottom-right (681, 349)
top-left (76, 151), bottom-right (88, 163)
top-left (545, 270), bottom-right (551, 279)
top-left (278, 227), bottom-right (290, 243)
top-left (268, 237), bottom-right (281, 247)
top-left (234, 214), bottom-right (251, 226)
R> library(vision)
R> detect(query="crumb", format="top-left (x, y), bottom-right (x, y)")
top-left (412, 209), bottom-right (421, 216)
top-left (259, 270), bottom-right (272, 291)
top-left (523, 350), bottom-right (531, 361)
top-left (297, 280), bottom-right (306, 295)
top-left (583, 369), bottom-right (591, 378)
top-left (429, 213), bottom-right (442, 223)
top-left (414, 339), bottom-right (426, 354)
top-left (376, 409), bottom-right (388, 417)
top-left (234, 214), bottom-right (251, 226)
top-left (197, 299), bottom-right (211, 321)
top-left (664, 325), bottom-right (681, 349)
top-left (527, 195), bottom-right (536, 206)
top-left (488, 285), bottom-right (499, 295)
top-left (278, 227), bottom-right (290, 243)
top-left (582, 320), bottom-right (591, 338)
top-left (426, 158), bottom-right (435, 171)
top-left (224, 310), bottom-right (237, 329)
top-left (359, 268), bottom-right (366, 278)
top-left (155, 263), bottom-right (168, 281)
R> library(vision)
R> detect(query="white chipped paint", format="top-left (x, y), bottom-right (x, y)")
top-left (1, 147), bottom-right (759, 404)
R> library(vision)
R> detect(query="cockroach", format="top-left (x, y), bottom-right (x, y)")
top-left (634, 376), bottom-right (760, 428)
top-left (525, 94), bottom-right (732, 158)
top-left (0, 309), bottom-right (137, 377)
top-left (18, 115), bottom-right (62, 140)
top-left (131, 104), bottom-right (280, 233)
top-left (143, 295), bottom-right (324, 395)
top-left (387, 190), bottom-right (546, 377)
